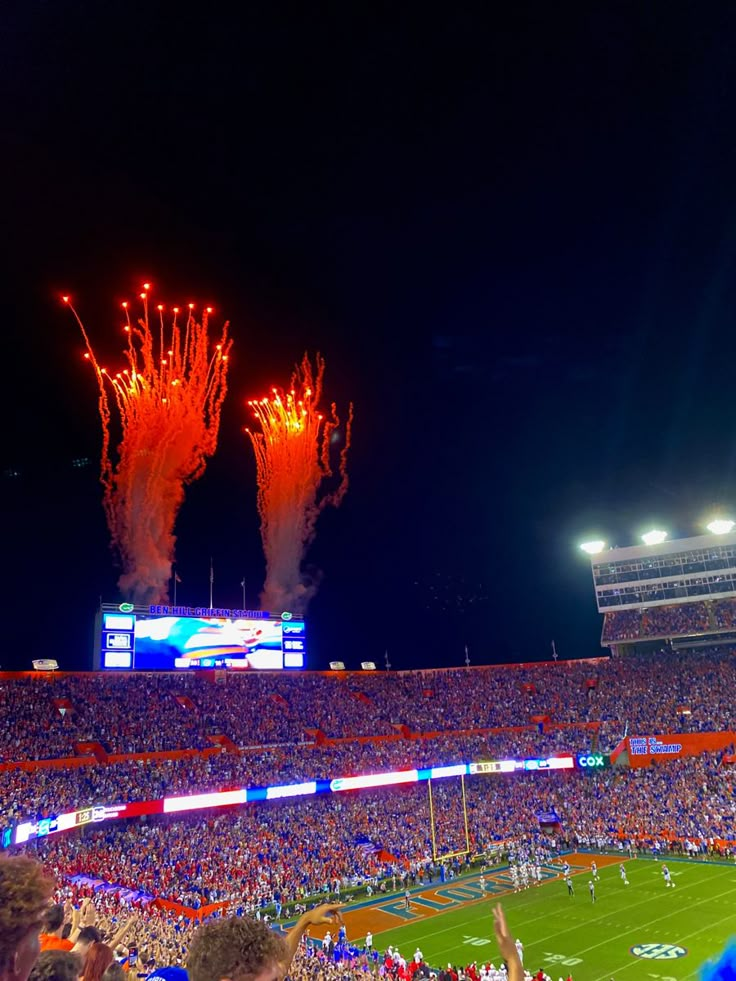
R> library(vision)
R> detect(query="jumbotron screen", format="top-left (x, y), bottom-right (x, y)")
top-left (96, 605), bottom-right (306, 670)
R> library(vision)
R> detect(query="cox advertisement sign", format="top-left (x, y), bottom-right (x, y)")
top-left (575, 752), bottom-right (609, 770)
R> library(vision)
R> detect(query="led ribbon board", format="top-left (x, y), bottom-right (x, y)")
top-left (11, 754), bottom-right (584, 846)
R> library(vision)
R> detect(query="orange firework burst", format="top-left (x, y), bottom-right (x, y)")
top-left (65, 286), bottom-right (232, 604)
top-left (246, 354), bottom-right (352, 613)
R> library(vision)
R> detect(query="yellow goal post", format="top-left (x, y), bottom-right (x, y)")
top-left (427, 773), bottom-right (471, 862)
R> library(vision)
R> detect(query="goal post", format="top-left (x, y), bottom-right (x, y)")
top-left (427, 773), bottom-right (471, 862)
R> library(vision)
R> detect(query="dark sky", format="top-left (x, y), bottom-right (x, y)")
top-left (3, 3), bottom-right (736, 670)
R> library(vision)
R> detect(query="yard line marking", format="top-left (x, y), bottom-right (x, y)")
top-left (373, 864), bottom-right (735, 970)
top-left (527, 866), bottom-right (734, 949)
top-left (583, 881), bottom-right (736, 981)
top-left (370, 862), bottom-right (610, 942)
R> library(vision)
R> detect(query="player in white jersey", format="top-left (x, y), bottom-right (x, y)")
top-left (590, 861), bottom-right (599, 881)
top-left (511, 865), bottom-right (520, 893)
top-left (662, 864), bottom-right (675, 887)
top-left (619, 863), bottom-right (629, 885)
top-left (535, 864), bottom-right (543, 885)
top-left (514, 939), bottom-right (524, 964)
top-left (479, 874), bottom-right (487, 895)
top-left (520, 865), bottom-right (529, 888)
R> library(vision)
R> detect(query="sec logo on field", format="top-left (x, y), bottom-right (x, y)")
top-left (630, 943), bottom-right (688, 960)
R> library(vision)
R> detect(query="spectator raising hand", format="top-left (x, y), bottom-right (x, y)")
top-left (284, 903), bottom-right (345, 964)
top-left (492, 904), bottom-right (523, 981)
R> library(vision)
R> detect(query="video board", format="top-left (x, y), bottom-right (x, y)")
top-left (98, 605), bottom-right (306, 670)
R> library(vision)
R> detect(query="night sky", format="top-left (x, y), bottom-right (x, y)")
top-left (4, 5), bottom-right (736, 671)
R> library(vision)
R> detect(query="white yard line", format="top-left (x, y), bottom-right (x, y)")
top-left (586, 879), bottom-right (736, 981)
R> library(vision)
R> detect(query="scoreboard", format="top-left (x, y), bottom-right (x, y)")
top-left (95, 604), bottom-right (306, 671)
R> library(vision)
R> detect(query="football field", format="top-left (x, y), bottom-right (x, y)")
top-left (345, 855), bottom-right (736, 979)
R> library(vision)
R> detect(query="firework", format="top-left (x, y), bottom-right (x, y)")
top-left (246, 354), bottom-right (352, 613)
top-left (64, 286), bottom-right (232, 604)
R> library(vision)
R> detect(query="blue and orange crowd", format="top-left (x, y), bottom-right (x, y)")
top-left (1, 649), bottom-right (735, 765)
top-left (602, 597), bottom-right (736, 642)
top-left (1, 650), bottom-right (735, 979)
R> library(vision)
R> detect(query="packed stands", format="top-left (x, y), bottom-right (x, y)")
top-left (4, 649), bottom-right (736, 980)
top-left (600, 608), bottom-right (640, 641)
top-left (2, 651), bottom-right (735, 833)
top-left (713, 597), bottom-right (736, 629)
top-left (0, 727), bottom-right (592, 823)
top-left (2, 649), bottom-right (735, 767)
top-left (14, 753), bottom-right (733, 981)
top-left (601, 599), bottom-right (730, 642)
top-left (29, 758), bottom-right (735, 910)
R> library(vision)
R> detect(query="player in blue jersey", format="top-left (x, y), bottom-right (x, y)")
top-left (662, 864), bottom-right (675, 887)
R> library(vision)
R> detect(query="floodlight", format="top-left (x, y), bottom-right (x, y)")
top-left (579, 540), bottom-right (606, 555)
top-left (641, 529), bottom-right (667, 546)
top-left (707, 519), bottom-right (735, 535)
top-left (361, 661), bottom-right (377, 671)
top-left (329, 661), bottom-right (346, 671)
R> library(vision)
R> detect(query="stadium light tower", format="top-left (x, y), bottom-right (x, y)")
top-left (579, 540), bottom-right (606, 555)
top-left (707, 518), bottom-right (735, 535)
top-left (641, 529), bottom-right (668, 546)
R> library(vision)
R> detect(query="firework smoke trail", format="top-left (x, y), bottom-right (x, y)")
top-left (246, 354), bottom-right (352, 613)
top-left (64, 286), bottom-right (232, 604)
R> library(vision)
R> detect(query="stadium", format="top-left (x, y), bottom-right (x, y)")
top-left (2, 528), bottom-right (735, 981)
top-left (9, 10), bottom-right (736, 981)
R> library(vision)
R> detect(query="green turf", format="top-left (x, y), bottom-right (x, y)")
top-left (361, 857), bottom-right (736, 980)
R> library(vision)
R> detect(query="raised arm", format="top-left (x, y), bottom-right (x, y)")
top-left (109, 913), bottom-right (139, 951)
top-left (492, 903), bottom-right (523, 981)
top-left (283, 903), bottom-right (344, 969)
top-left (69, 898), bottom-right (91, 943)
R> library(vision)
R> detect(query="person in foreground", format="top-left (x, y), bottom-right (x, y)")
top-left (29, 951), bottom-right (83, 981)
top-left (0, 857), bottom-right (55, 981)
top-left (187, 904), bottom-right (343, 981)
top-left (701, 940), bottom-right (736, 981)
top-left (492, 904), bottom-right (523, 981)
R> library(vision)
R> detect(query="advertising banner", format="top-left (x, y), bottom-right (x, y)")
top-left (624, 731), bottom-right (735, 767)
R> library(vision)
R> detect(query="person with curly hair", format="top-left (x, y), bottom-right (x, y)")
top-left (0, 856), bottom-right (55, 981)
top-left (29, 951), bottom-right (83, 981)
top-left (187, 904), bottom-right (343, 981)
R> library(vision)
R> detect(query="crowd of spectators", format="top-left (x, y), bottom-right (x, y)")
top-left (602, 601), bottom-right (711, 642)
top-left (0, 727), bottom-right (594, 824)
top-left (600, 608), bottom-right (640, 641)
top-left (23, 756), bottom-right (736, 913)
top-left (0, 675), bottom-right (210, 762)
top-left (713, 598), bottom-right (736, 629)
top-left (1, 857), bottom-right (531, 981)
top-left (2, 649), bottom-right (735, 767)
top-left (5, 752), bottom-right (735, 981)
top-left (642, 602), bottom-right (709, 637)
